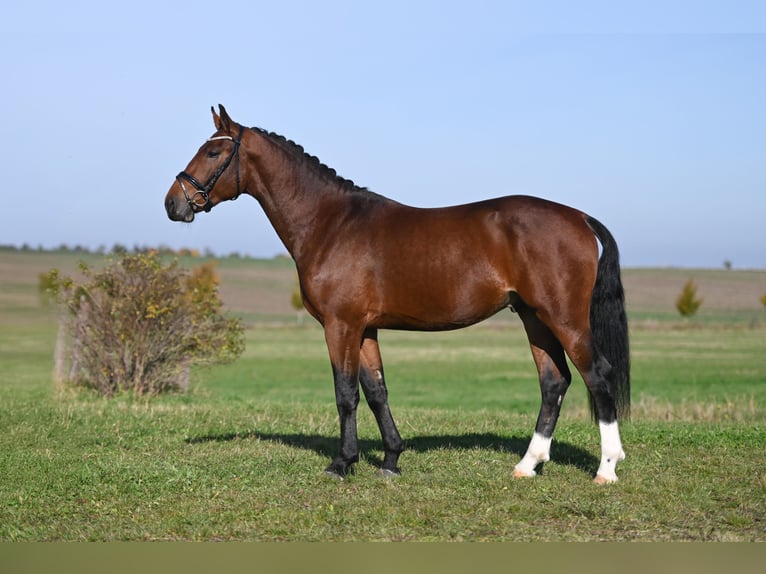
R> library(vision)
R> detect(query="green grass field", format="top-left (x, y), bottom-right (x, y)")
top-left (1, 250), bottom-right (765, 541)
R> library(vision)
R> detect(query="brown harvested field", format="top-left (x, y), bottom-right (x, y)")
top-left (215, 261), bottom-right (766, 325)
top-left (1, 249), bottom-right (765, 325)
top-left (215, 259), bottom-right (298, 320)
top-left (622, 267), bottom-right (766, 312)
top-left (0, 250), bottom-right (300, 325)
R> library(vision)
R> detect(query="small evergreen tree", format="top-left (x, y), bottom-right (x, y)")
top-left (676, 279), bottom-right (703, 318)
top-left (290, 276), bottom-right (305, 325)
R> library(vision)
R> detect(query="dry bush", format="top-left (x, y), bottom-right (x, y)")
top-left (46, 253), bottom-right (244, 396)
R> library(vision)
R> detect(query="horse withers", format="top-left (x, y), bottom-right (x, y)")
top-left (165, 105), bottom-right (630, 483)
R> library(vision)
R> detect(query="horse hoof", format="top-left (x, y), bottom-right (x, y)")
top-left (593, 474), bottom-right (617, 485)
top-left (376, 468), bottom-right (400, 479)
top-left (324, 470), bottom-right (344, 481)
top-left (512, 469), bottom-right (536, 478)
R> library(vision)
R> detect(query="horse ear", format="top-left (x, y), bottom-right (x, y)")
top-left (211, 105), bottom-right (221, 129)
top-left (215, 104), bottom-right (232, 132)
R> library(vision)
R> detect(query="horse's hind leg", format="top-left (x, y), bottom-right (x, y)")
top-left (359, 330), bottom-right (404, 476)
top-left (548, 323), bottom-right (626, 483)
top-left (513, 306), bottom-right (572, 478)
top-left (578, 353), bottom-right (626, 484)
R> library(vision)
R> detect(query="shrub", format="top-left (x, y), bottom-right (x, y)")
top-left (676, 279), bottom-right (703, 318)
top-left (46, 253), bottom-right (244, 396)
top-left (38, 271), bottom-right (59, 307)
top-left (761, 293), bottom-right (766, 308)
top-left (290, 275), bottom-right (305, 324)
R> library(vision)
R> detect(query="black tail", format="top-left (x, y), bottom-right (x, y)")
top-left (586, 216), bottom-right (631, 422)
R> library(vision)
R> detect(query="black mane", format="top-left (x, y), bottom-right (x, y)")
top-left (251, 127), bottom-right (370, 194)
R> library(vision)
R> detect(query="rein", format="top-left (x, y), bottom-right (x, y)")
top-left (176, 124), bottom-right (244, 212)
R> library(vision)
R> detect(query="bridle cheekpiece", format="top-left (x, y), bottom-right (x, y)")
top-left (176, 124), bottom-right (244, 213)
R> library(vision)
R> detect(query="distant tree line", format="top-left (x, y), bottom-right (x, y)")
top-left (0, 243), bottom-right (269, 260)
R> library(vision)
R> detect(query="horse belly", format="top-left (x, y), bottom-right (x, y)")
top-left (370, 265), bottom-right (511, 331)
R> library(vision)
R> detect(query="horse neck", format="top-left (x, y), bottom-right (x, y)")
top-left (242, 129), bottom-right (350, 263)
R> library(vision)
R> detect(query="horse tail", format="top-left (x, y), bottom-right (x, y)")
top-left (586, 216), bottom-right (631, 422)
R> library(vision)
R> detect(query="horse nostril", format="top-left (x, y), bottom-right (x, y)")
top-left (165, 196), bottom-right (175, 213)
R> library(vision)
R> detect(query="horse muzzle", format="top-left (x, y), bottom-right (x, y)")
top-left (164, 190), bottom-right (195, 223)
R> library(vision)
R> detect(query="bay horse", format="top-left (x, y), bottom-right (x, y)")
top-left (165, 105), bottom-right (630, 484)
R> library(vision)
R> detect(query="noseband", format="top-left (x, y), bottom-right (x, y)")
top-left (176, 124), bottom-right (244, 212)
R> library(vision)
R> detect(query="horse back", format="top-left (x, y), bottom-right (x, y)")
top-left (300, 194), bottom-right (599, 330)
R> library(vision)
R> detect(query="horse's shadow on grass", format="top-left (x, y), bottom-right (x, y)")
top-left (186, 430), bottom-right (599, 477)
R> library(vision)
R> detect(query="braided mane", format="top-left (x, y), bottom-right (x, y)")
top-left (251, 127), bottom-right (370, 194)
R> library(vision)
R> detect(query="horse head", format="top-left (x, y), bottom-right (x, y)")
top-left (165, 105), bottom-right (245, 222)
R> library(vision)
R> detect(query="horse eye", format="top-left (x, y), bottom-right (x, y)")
top-left (207, 151), bottom-right (221, 159)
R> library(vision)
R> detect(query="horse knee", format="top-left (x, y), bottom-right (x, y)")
top-left (333, 379), bottom-right (359, 415)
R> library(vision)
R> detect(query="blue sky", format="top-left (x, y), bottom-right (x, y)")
top-left (2, 1), bottom-right (765, 267)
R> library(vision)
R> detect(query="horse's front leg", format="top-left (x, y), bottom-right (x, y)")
top-left (359, 329), bottom-right (404, 476)
top-left (323, 319), bottom-right (364, 479)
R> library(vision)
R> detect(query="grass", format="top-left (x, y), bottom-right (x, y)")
top-left (1, 389), bottom-right (764, 541)
top-left (1, 250), bottom-right (765, 541)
